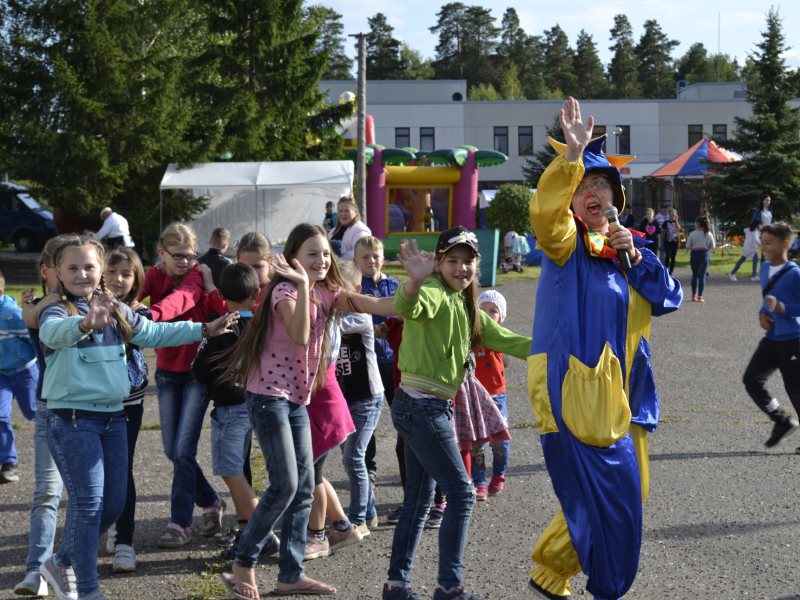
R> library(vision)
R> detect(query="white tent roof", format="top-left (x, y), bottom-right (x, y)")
top-left (160, 160), bottom-right (354, 189)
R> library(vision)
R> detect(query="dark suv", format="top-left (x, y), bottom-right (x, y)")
top-left (0, 182), bottom-right (56, 252)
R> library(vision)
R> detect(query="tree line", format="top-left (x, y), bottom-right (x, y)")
top-left (324, 5), bottom-right (800, 101)
top-left (0, 2), bottom-right (797, 242)
top-left (0, 0), bottom-right (352, 242)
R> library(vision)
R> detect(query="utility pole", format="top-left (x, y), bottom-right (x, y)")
top-left (349, 33), bottom-right (368, 220)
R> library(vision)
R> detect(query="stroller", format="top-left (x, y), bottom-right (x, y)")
top-left (500, 231), bottom-right (530, 273)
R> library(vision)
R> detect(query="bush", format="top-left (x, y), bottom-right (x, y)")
top-left (486, 183), bottom-right (532, 237)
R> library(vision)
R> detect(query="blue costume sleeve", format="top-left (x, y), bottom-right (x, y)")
top-left (626, 245), bottom-right (683, 317)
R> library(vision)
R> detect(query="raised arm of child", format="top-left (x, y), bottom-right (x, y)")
top-left (271, 254), bottom-right (310, 345)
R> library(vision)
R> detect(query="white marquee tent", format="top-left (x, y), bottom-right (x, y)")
top-left (159, 161), bottom-right (354, 250)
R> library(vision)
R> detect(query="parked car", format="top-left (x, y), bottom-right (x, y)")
top-left (0, 182), bottom-right (56, 252)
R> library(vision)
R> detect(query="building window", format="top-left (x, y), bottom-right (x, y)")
top-left (494, 126), bottom-right (509, 155)
top-left (420, 127), bottom-right (435, 152)
top-left (614, 125), bottom-right (630, 155)
top-left (712, 124), bottom-right (727, 141)
top-left (688, 124), bottom-right (703, 147)
top-left (518, 126), bottom-right (533, 156)
top-left (395, 127), bottom-right (410, 148)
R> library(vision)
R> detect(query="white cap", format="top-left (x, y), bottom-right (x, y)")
top-left (100, 207), bottom-right (113, 218)
top-left (477, 289), bottom-right (507, 323)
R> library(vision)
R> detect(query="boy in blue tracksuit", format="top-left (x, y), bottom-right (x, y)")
top-left (742, 222), bottom-right (800, 449)
top-left (0, 270), bottom-right (39, 483)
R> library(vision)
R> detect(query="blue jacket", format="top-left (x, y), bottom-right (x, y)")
top-left (0, 294), bottom-right (37, 375)
top-left (40, 294), bottom-right (202, 412)
top-left (361, 273), bottom-right (400, 365)
top-left (759, 261), bottom-right (800, 341)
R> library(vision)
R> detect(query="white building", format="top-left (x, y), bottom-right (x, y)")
top-left (320, 79), bottom-right (800, 219)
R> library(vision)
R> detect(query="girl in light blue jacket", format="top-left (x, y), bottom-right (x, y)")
top-left (37, 235), bottom-right (236, 600)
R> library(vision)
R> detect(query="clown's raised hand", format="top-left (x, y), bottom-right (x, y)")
top-left (560, 96), bottom-right (595, 162)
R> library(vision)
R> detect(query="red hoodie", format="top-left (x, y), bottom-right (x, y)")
top-left (139, 265), bottom-right (208, 372)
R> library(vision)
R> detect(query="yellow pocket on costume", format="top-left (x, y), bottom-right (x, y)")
top-left (561, 342), bottom-right (631, 447)
top-left (528, 353), bottom-right (558, 434)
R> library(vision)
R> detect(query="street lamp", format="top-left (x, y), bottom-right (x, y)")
top-left (612, 127), bottom-right (623, 154)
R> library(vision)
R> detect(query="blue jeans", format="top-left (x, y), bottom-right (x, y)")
top-left (730, 253), bottom-right (758, 278)
top-left (47, 410), bottom-right (127, 596)
top-left (24, 400), bottom-right (64, 574)
top-left (236, 394), bottom-right (314, 583)
top-left (388, 388), bottom-right (475, 589)
top-left (342, 394), bottom-right (384, 524)
top-left (0, 364), bottom-right (38, 463)
top-left (690, 250), bottom-right (710, 296)
top-left (114, 402), bottom-right (143, 546)
top-left (155, 369), bottom-right (218, 527)
top-left (471, 392), bottom-right (510, 485)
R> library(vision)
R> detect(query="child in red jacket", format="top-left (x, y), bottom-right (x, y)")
top-left (137, 223), bottom-right (223, 548)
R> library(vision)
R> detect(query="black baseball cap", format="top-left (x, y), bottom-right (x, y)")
top-left (436, 226), bottom-right (480, 256)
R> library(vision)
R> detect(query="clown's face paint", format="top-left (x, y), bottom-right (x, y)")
top-left (572, 173), bottom-right (614, 234)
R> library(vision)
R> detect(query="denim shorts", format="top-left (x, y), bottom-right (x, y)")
top-left (210, 405), bottom-right (253, 477)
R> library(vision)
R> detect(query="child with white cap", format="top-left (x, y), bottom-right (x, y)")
top-left (470, 290), bottom-right (512, 500)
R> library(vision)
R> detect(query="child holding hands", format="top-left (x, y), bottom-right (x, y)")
top-left (218, 224), bottom-right (396, 599)
top-left (383, 227), bottom-right (531, 600)
top-left (38, 235), bottom-right (236, 600)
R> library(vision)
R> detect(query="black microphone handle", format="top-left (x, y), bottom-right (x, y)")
top-left (617, 245), bottom-right (632, 270)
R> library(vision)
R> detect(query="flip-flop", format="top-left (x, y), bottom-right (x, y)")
top-left (221, 572), bottom-right (261, 600)
top-left (272, 577), bottom-right (336, 596)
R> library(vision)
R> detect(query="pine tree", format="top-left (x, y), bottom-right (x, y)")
top-left (542, 25), bottom-right (576, 97)
top-left (675, 43), bottom-right (716, 84)
top-left (3, 0), bottom-right (211, 237)
top-left (430, 3), bottom-right (499, 88)
top-left (608, 15), bottom-right (641, 98)
top-left (199, 0), bottom-right (348, 163)
top-left (574, 30), bottom-right (608, 98)
top-left (523, 115), bottom-right (563, 186)
top-left (366, 13), bottom-right (405, 79)
top-left (306, 6), bottom-right (352, 79)
top-left (635, 19), bottom-right (679, 98)
top-left (520, 35), bottom-right (548, 99)
top-left (704, 9), bottom-right (800, 226)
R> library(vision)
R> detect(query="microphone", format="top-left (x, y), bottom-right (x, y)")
top-left (603, 206), bottom-right (632, 271)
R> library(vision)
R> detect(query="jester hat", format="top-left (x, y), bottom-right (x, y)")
top-left (548, 135), bottom-right (636, 212)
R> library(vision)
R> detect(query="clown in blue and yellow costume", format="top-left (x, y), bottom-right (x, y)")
top-left (527, 97), bottom-right (683, 600)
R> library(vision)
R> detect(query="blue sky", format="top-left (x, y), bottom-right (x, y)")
top-left (314, 0), bottom-right (800, 70)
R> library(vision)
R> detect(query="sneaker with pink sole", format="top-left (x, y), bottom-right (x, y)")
top-left (474, 484), bottom-right (487, 501)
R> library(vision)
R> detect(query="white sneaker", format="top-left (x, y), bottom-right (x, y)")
top-left (105, 523), bottom-right (116, 554)
top-left (112, 544), bottom-right (137, 573)
top-left (728, 273), bottom-right (737, 281)
top-left (750, 275), bottom-right (760, 281)
top-left (14, 571), bottom-right (48, 596)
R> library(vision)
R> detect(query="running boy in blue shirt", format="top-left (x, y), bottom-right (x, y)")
top-left (742, 222), bottom-right (800, 449)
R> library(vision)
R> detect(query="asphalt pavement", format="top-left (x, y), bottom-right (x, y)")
top-left (1, 269), bottom-right (799, 600)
